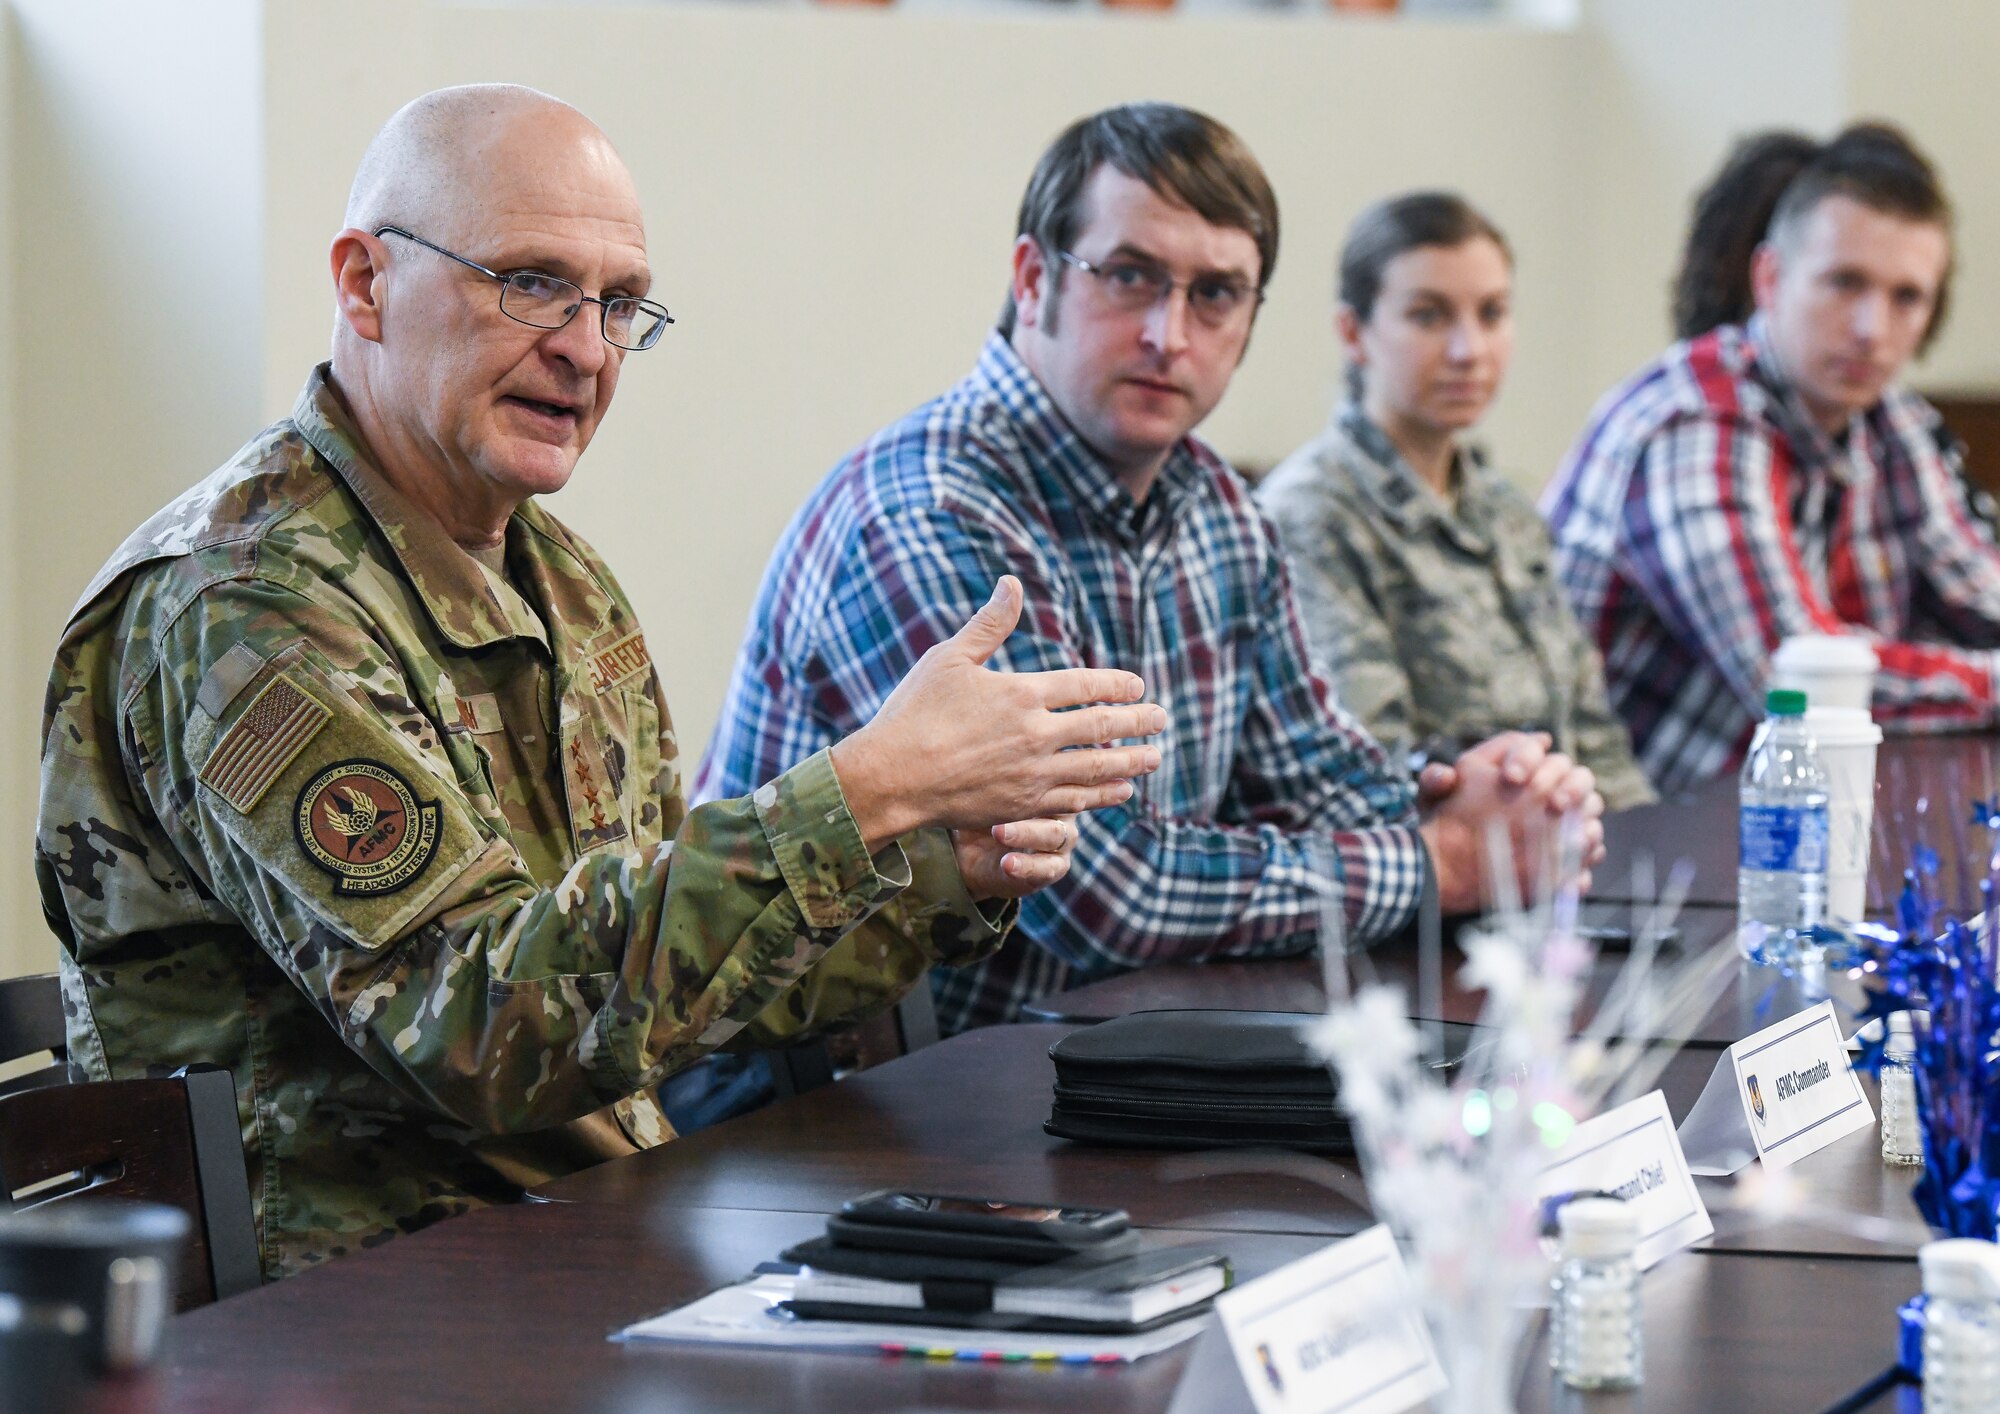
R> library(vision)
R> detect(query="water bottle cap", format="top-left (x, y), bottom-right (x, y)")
top-left (1558, 1197), bottom-right (1638, 1258)
top-left (1765, 688), bottom-right (1808, 715)
top-left (1921, 1238), bottom-right (2000, 1302)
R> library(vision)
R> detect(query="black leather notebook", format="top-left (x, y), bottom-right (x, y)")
top-left (1045, 1009), bottom-right (1478, 1154)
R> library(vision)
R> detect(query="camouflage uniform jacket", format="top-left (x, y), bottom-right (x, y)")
top-left (37, 366), bottom-right (1006, 1280)
top-left (1257, 407), bottom-right (1654, 810)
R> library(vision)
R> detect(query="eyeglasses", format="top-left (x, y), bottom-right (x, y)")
top-left (374, 226), bottom-right (674, 351)
top-left (1056, 250), bottom-right (1262, 329)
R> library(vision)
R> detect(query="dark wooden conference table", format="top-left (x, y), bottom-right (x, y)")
top-left (1019, 901), bottom-right (1869, 1050)
top-left (137, 1025), bottom-right (1928, 1411)
top-left (1597, 730), bottom-right (2000, 912)
top-left (123, 737), bottom-right (1985, 1412)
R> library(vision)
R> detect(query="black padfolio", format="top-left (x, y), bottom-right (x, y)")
top-left (1045, 1009), bottom-right (1476, 1154)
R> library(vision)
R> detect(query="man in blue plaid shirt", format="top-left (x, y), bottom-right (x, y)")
top-left (695, 105), bottom-right (1603, 1045)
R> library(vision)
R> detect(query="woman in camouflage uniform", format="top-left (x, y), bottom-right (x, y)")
top-left (1257, 192), bottom-right (1654, 809)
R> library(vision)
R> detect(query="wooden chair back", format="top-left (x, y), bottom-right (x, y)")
top-left (0, 973), bottom-right (69, 1097)
top-left (772, 984), bottom-right (941, 1099)
top-left (0, 1067), bottom-right (260, 1310)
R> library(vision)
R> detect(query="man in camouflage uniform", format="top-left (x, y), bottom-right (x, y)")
top-left (35, 86), bottom-right (1163, 1280)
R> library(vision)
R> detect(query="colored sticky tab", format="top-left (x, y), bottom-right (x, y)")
top-left (1537, 1089), bottom-right (1713, 1272)
top-left (1208, 1225), bottom-right (1446, 1414)
top-left (1677, 997), bottom-right (1874, 1175)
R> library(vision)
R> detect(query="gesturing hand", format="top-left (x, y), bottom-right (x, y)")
top-left (829, 577), bottom-right (1166, 852)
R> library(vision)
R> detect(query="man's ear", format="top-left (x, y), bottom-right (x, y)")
top-left (1749, 240), bottom-right (1781, 317)
top-left (330, 228), bottom-right (389, 344)
top-left (1010, 234), bottom-right (1050, 333)
top-left (1336, 303), bottom-right (1366, 371)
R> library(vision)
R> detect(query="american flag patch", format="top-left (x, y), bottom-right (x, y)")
top-left (200, 674), bottom-right (332, 813)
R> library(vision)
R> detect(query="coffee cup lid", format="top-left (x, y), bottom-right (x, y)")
top-left (1773, 634), bottom-right (1879, 674)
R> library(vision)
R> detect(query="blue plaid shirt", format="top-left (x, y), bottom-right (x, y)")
top-left (696, 334), bottom-right (1427, 1031)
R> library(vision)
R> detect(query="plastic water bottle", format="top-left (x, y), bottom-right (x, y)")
top-left (1737, 688), bottom-right (1829, 965)
top-left (1555, 1198), bottom-right (1642, 1391)
top-left (1920, 1239), bottom-right (2000, 1412)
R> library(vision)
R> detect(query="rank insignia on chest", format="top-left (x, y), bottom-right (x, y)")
top-left (294, 760), bottom-right (441, 895)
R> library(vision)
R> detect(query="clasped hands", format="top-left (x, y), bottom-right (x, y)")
top-left (1416, 732), bottom-right (1607, 914)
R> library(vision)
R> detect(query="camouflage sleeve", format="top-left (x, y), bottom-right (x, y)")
top-left (1262, 498), bottom-right (1417, 760)
top-left (732, 825), bottom-right (1005, 1047)
top-left (136, 576), bottom-right (977, 1133)
top-left (1494, 492), bottom-right (1657, 810)
top-left (1563, 622), bottom-right (1658, 809)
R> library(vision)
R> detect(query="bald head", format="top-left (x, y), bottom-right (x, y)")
top-left (327, 85), bottom-right (653, 546)
top-left (344, 84), bottom-right (636, 247)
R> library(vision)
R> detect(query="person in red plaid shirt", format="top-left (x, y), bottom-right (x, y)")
top-left (694, 105), bottom-right (1603, 1045)
top-left (1544, 125), bottom-right (2000, 795)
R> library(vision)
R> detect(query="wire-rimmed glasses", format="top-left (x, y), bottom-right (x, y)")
top-left (1055, 250), bottom-right (1262, 329)
top-left (374, 225), bottom-right (674, 351)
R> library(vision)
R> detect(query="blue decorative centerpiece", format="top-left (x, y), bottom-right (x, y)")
top-left (1843, 802), bottom-right (2000, 1385)
top-left (1846, 810), bottom-right (2000, 1243)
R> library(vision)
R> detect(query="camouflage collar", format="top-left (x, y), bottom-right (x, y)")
top-left (971, 332), bottom-right (1205, 544)
top-left (1332, 405), bottom-right (1495, 555)
top-left (293, 367), bottom-right (553, 651)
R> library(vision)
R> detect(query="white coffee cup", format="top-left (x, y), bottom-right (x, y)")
top-left (1806, 704), bottom-right (1883, 925)
top-left (1772, 634), bottom-right (1879, 715)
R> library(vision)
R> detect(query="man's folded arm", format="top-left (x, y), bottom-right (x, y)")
top-left (1628, 414), bottom-right (1999, 728)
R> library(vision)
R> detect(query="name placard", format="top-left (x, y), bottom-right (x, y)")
top-left (1210, 1225), bottom-right (1446, 1414)
top-left (1537, 1090), bottom-right (1712, 1270)
top-left (1676, 998), bottom-right (1874, 1175)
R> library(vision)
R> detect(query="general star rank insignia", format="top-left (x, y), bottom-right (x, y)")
top-left (294, 760), bottom-right (441, 895)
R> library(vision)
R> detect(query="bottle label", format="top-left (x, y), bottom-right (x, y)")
top-left (1739, 804), bottom-right (1829, 872)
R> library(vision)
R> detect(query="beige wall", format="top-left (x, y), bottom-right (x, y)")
top-left (0, 9), bottom-right (18, 976)
top-left (2, 0), bottom-right (1997, 977)
top-left (1849, 0), bottom-right (2000, 392)
top-left (260, 0), bottom-right (1590, 790)
top-left (5, 0), bottom-right (263, 977)
top-left (1575, 0), bottom-right (1848, 411)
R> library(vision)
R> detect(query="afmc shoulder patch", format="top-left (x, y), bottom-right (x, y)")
top-left (294, 760), bottom-right (441, 896)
